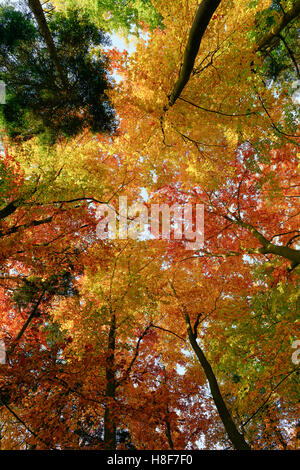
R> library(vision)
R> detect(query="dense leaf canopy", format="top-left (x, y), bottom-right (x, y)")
top-left (0, 5), bottom-right (116, 142)
top-left (0, 0), bottom-right (299, 452)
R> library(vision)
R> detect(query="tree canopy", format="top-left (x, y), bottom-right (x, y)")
top-left (0, 4), bottom-right (116, 142)
top-left (0, 0), bottom-right (299, 452)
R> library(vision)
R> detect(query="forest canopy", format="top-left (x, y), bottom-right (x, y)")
top-left (0, 0), bottom-right (299, 451)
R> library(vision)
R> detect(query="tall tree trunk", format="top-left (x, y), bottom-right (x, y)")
top-left (27, 0), bottom-right (69, 88)
top-left (185, 314), bottom-right (251, 450)
top-left (104, 312), bottom-right (117, 450)
top-left (165, 405), bottom-right (174, 450)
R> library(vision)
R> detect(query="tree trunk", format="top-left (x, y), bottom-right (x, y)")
top-left (259, 243), bottom-right (300, 265)
top-left (27, 0), bottom-right (69, 88)
top-left (0, 200), bottom-right (19, 221)
top-left (185, 314), bottom-right (251, 450)
top-left (104, 312), bottom-right (117, 450)
top-left (165, 405), bottom-right (174, 450)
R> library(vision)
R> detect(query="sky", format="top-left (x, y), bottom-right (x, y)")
top-left (111, 33), bottom-right (137, 55)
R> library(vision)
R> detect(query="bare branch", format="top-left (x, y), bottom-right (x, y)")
top-left (178, 96), bottom-right (255, 117)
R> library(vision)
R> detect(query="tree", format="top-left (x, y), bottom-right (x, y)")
top-left (51, 0), bottom-right (163, 34)
top-left (0, 5), bottom-right (116, 142)
top-left (0, 0), bottom-right (299, 451)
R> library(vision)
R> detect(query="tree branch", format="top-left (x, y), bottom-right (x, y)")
top-left (117, 325), bottom-right (152, 386)
top-left (0, 396), bottom-right (54, 449)
top-left (150, 323), bottom-right (186, 343)
top-left (278, 33), bottom-right (300, 79)
top-left (6, 290), bottom-right (45, 358)
top-left (168, 0), bottom-right (221, 106)
top-left (256, 0), bottom-right (300, 52)
top-left (241, 368), bottom-right (299, 428)
top-left (0, 216), bottom-right (53, 238)
top-left (178, 96), bottom-right (255, 117)
top-left (27, 0), bottom-right (69, 88)
top-left (0, 200), bottom-right (20, 221)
